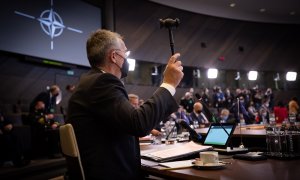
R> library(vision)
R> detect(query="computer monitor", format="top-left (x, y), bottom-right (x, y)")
top-left (203, 123), bottom-right (236, 149)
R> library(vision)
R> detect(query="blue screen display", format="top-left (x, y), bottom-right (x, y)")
top-left (204, 125), bottom-right (233, 145)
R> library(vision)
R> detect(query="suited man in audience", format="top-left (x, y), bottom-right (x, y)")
top-left (189, 102), bottom-right (209, 124)
top-left (180, 92), bottom-right (194, 113)
top-left (67, 29), bottom-right (183, 179)
top-left (219, 108), bottom-right (235, 123)
top-left (29, 85), bottom-right (60, 114)
top-left (28, 101), bottom-right (61, 158)
top-left (0, 108), bottom-right (30, 166)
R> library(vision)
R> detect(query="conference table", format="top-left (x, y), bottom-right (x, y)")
top-left (140, 124), bottom-right (299, 180)
top-left (197, 124), bottom-right (267, 149)
top-left (196, 124), bottom-right (267, 137)
top-left (141, 154), bottom-right (299, 180)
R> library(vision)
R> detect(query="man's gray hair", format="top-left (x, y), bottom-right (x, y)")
top-left (86, 29), bottom-right (123, 68)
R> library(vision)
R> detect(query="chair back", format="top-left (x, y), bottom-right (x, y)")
top-left (59, 124), bottom-right (85, 180)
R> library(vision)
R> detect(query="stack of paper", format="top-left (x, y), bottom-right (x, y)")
top-left (141, 141), bottom-right (212, 162)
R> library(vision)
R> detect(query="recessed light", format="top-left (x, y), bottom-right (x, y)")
top-left (259, 8), bottom-right (266, 12)
top-left (229, 3), bottom-right (236, 7)
top-left (290, 11), bottom-right (296, 15)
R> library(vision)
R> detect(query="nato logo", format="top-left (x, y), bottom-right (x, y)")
top-left (14, 0), bottom-right (82, 50)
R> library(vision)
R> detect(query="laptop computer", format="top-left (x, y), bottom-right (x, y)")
top-left (203, 123), bottom-right (248, 153)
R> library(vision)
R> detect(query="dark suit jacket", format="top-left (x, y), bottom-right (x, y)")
top-left (67, 68), bottom-right (178, 179)
top-left (189, 111), bottom-right (206, 124)
top-left (30, 91), bottom-right (56, 114)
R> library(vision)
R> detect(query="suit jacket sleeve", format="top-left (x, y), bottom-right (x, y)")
top-left (71, 72), bottom-right (178, 137)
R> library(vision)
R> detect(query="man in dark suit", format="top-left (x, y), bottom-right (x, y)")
top-left (189, 102), bottom-right (209, 124)
top-left (29, 85), bottom-right (60, 114)
top-left (67, 29), bottom-right (184, 179)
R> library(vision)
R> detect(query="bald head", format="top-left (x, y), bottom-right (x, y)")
top-left (193, 102), bottom-right (203, 114)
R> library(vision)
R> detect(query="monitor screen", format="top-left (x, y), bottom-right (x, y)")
top-left (0, 0), bottom-right (101, 67)
top-left (204, 124), bottom-right (235, 146)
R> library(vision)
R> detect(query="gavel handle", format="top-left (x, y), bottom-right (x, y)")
top-left (168, 28), bottom-right (175, 55)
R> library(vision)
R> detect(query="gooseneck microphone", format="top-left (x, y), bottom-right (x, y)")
top-left (159, 18), bottom-right (180, 55)
top-left (178, 119), bottom-right (202, 143)
top-left (237, 98), bottom-right (245, 149)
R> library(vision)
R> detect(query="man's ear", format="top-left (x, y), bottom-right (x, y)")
top-left (110, 50), bottom-right (117, 63)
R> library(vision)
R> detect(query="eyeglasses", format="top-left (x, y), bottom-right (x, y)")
top-left (113, 49), bottom-right (130, 58)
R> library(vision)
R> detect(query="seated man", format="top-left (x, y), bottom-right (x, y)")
top-left (219, 108), bottom-right (235, 123)
top-left (28, 101), bottom-right (61, 158)
top-left (189, 102), bottom-right (210, 125)
top-left (0, 109), bottom-right (30, 167)
top-left (0, 110), bottom-right (14, 166)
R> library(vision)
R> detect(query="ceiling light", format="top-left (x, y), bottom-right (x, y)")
top-left (248, 71), bottom-right (258, 81)
top-left (259, 8), bottom-right (266, 13)
top-left (207, 68), bottom-right (218, 79)
top-left (229, 3), bottom-right (236, 7)
top-left (127, 58), bottom-right (136, 71)
top-left (286, 72), bottom-right (297, 81)
top-left (290, 11), bottom-right (296, 15)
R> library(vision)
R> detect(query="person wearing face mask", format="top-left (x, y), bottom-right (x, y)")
top-left (189, 102), bottom-right (209, 125)
top-left (219, 108), bottom-right (235, 123)
top-left (66, 29), bottom-right (184, 179)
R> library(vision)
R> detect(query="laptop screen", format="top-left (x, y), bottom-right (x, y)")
top-left (203, 123), bottom-right (236, 148)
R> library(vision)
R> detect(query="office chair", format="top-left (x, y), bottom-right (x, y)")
top-left (59, 124), bottom-right (85, 180)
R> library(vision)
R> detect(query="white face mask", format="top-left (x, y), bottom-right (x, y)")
top-left (222, 115), bottom-right (228, 120)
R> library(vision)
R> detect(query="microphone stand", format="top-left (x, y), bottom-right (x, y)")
top-left (237, 98), bottom-right (245, 149)
top-left (165, 121), bottom-right (177, 141)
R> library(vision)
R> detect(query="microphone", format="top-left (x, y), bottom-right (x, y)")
top-left (237, 98), bottom-right (245, 149)
top-left (178, 119), bottom-right (202, 143)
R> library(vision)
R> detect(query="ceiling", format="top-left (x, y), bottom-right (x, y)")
top-left (149, 0), bottom-right (300, 24)
top-left (114, 0), bottom-right (300, 72)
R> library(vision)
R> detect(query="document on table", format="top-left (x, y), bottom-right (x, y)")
top-left (141, 141), bottom-right (212, 162)
top-left (158, 159), bottom-right (194, 170)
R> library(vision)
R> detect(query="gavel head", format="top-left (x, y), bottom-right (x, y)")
top-left (159, 18), bottom-right (180, 29)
